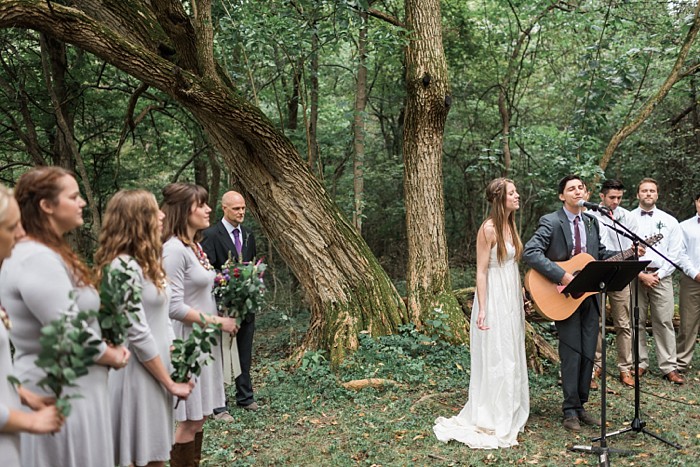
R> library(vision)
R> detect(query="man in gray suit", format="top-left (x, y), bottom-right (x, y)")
top-left (523, 175), bottom-right (617, 432)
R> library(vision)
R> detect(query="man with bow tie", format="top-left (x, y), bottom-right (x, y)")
top-left (202, 191), bottom-right (260, 418)
top-left (676, 192), bottom-right (700, 374)
top-left (631, 178), bottom-right (684, 385)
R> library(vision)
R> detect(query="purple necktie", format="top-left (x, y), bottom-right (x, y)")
top-left (641, 210), bottom-right (653, 217)
top-left (574, 216), bottom-right (582, 255)
top-left (232, 229), bottom-right (242, 258)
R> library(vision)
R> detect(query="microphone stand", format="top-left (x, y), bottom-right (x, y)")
top-left (589, 210), bottom-right (682, 450)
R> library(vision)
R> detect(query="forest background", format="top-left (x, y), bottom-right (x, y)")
top-left (1, 0), bottom-right (700, 465)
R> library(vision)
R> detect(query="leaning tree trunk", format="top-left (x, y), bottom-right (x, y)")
top-left (0, 0), bottom-right (409, 364)
top-left (403, 0), bottom-right (467, 341)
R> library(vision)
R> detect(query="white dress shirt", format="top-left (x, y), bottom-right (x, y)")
top-left (678, 214), bottom-right (700, 279)
top-left (591, 205), bottom-right (639, 251)
top-left (631, 206), bottom-right (682, 280)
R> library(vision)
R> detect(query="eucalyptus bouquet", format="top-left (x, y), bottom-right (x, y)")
top-left (212, 258), bottom-right (266, 323)
top-left (34, 306), bottom-right (102, 417)
top-left (98, 259), bottom-right (143, 346)
top-left (170, 317), bottom-right (221, 406)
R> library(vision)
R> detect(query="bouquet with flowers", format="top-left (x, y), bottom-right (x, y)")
top-left (213, 257), bottom-right (267, 323)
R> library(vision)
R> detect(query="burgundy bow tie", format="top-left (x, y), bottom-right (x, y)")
top-left (641, 210), bottom-right (653, 217)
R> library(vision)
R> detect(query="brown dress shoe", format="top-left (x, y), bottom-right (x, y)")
top-left (593, 367), bottom-right (602, 379)
top-left (663, 370), bottom-right (685, 385)
top-left (589, 378), bottom-right (599, 391)
top-left (563, 416), bottom-right (581, 432)
top-left (619, 371), bottom-right (635, 387)
top-left (578, 410), bottom-right (601, 426)
top-left (637, 367), bottom-right (646, 377)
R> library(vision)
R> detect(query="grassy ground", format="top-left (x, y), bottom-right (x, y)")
top-left (201, 307), bottom-right (700, 466)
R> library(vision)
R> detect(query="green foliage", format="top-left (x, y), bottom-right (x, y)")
top-left (34, 307), bottom-right (102, 417)
top-left (213, 259), bottom-right (267, 323)
top-left (170, 317), bottom-right (222, 384)
top-left (97, 259), bottom-right (143, 346)
top-left (338, 322), bottom-right (470, 391)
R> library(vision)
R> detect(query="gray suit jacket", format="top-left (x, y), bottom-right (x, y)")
top-left (523, 208), bottom-right (615, 284)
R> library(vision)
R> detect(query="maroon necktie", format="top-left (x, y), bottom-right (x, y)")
top-left (574, 216), bottom-right (582, 255)
top-left (641, 210), bottom-right (653, 216)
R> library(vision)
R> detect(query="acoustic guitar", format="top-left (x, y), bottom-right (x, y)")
top-left (524, 234), bottom-right (663, 321)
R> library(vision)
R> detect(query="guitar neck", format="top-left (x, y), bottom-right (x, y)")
top-left (607, 246), bottom-right (635, 262)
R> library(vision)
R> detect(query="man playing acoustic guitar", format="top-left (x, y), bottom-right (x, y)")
top-left (523, 175), bottom-right (619, 432)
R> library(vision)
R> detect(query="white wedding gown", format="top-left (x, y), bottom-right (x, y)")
top-left (433, 243), bottom-right (529, 449)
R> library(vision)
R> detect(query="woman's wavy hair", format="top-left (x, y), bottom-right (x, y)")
top-left (160, 182), bottom-right (208, 245)
top-left (93, 190), bottom-right (166, 290)
top-left (484, 177), bottom-right (522, 263)
top-left (14, 166), bottom-right (93, 286)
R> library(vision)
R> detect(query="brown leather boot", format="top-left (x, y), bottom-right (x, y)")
top-left (170, 441), bottom-right (195, 467)
top-left (194, 431), bottom-right (204, 466)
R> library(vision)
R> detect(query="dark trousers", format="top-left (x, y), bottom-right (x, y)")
top-left (234, 313), bottom-right (256, 406)
top-left (555, 296), bottom-right (599, 418)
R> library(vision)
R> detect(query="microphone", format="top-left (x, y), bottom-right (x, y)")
top-left (576, 200), bottom-right (611, 215)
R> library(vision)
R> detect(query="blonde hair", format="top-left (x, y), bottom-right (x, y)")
top-left (14, 166), bottom-right (93, 286)
top-left (0, 184), bottom-right (13, 223)
top-left (94, 190), bottom-right (166, 290)
top-left (484, 177), bottom-right (522, 263)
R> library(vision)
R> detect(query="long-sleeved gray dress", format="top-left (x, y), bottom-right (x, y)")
top-left (108, 255), bottom-right (174, 466)
top-left (0, 315), bottom-right (21, 467)
top-left (163, 238), bottom-right (225, 421)
top-left (0, 240), bottom-right (113, 467)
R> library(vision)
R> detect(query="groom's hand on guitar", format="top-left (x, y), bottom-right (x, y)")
top-left (560, 272), bottom-right (575, 286)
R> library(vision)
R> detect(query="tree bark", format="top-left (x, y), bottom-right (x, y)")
top-left (402, 0), bottom-right (467, 340)
top-left (0, 0), bottom-right (409, 364)
top-left (352, 10), bottom-right (368, 233)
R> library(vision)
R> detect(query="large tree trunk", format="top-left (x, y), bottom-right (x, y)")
top-left (0, 0), bottom-right (409, 364)
top-left (403, 0), bottom-right (467, 340)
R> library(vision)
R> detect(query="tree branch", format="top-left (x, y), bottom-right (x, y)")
top-left (600, 1), bottom-right (700, 171)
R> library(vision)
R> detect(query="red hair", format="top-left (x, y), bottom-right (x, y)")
top-left (14, 166), bottom-right (93, 286)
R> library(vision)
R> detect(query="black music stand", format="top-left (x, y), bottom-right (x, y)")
top-left (564, 260), bottom-right (649, 466)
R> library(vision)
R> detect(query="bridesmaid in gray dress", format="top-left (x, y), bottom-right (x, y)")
top-left (0, 184), bottom-right (62, 467)
top-left (161, 183), bottom-right (239, 467)
top-left (94, 190), bottom-right (193, 467)
top-left (0, 167), bottom-right (130, 466)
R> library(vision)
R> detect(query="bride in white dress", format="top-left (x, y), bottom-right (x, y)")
top-left (434, 178), bottom-right (529, 449)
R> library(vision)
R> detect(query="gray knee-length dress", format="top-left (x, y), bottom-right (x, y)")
top-left (163, 238), bottom-right (225, 421)
top-left (108, 256), bottom-right (174, 466)
top-left (0, 312), bottom-right (21, 467)
top-left (0, 240), bottom-right (113, 467)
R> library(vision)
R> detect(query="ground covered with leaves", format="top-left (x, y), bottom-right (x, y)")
top-left (201, 307), bottom-right (700, 466)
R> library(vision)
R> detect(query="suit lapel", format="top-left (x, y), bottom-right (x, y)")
top-left (557, 208), bottom-right (574, 257)
top-left (217, 221), bottom-right (236, 254)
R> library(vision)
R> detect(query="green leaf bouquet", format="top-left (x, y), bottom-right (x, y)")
top-left (98, 258), bottom-right (143, 346)
top-left (170, 317), bottom-right (221, 406)
top-left (35, 306), bottom-right (102, 417)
